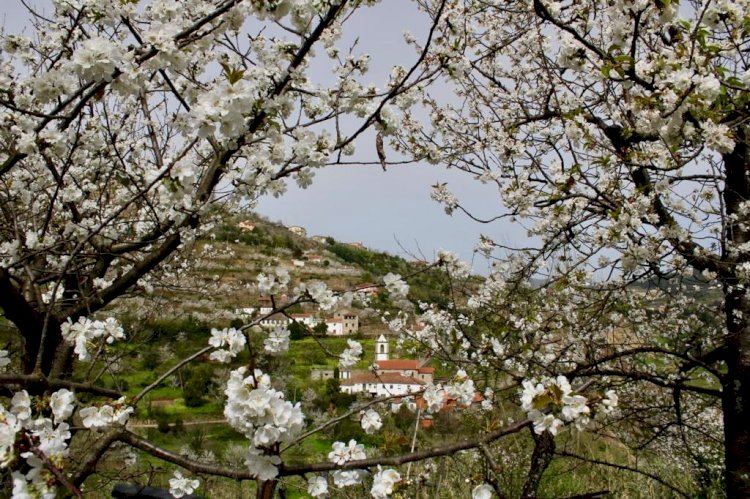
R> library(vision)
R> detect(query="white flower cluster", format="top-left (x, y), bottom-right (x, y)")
top-left (422, 371), bottom-right (477, 414)
top-left (191, 78), bottom-right (265, 140)
top-left (472, 483), bottom-right (494, 499)
top-left (307, 475), bottom-right (328, 497)
top-left (169, 470), bottom-right (199, 498)
top-left (423, 384), bottom-right (446, 413)
top-left (49, 389), bottom-right (76, 424)
top-left (599, 389), bottom-right (619, 414)
top-left (300, 281), bottom-right (338, 311)
top-left (60, 316), bottom-right (125, 361)
top-left (223, 367), bottom-right (304, 480)
top-left (79, 398), bottom-right (134, 429)
top-left (334, 469), bottom-right (369, 487)
top-left (360, 409), bottom-right (383, 435)
top-left (701, 120), bottom-right (735, 154)
top-left (436, 250), bottom-right (471, 279)
top-left (1, 389), bottom-right (77, 497)
top-left (308, 459), bottom-right (397, 497)
top-left (328, 439), bottom-right (366, 465)
top-left (445, 370), bottom-right (476, 406)
top-left (371, 466), bottom-right (401, 498)
top-left (339, 339), bottom-right (363, 369)
top-left (263, 327), bottom-right (290, 354)
top-left (520, 376), bottom-right (590, 436)
top-left (327, 440), bottom-right (372, 490)
top-left (245, 448), bottom-right (282, 481)
top-left (208, 327), bottom-right (246, 362)
top-left (71, 36), bottom-right (126, 83)
top-left (41, 285), bottom-right (64, 304)
top-left (256, 267), bottom-right (291, 296)
top-left (431, 182), bottom-right (458, 214)
top-left (383, 273), bottom-right (409, 299)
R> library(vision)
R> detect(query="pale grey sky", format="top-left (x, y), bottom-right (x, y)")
top-left (254, 1), bottom-right (523, 273)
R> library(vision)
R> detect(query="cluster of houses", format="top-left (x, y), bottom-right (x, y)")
top-left (241, 297), bottom-right (360, 336)
top-left (337, 336), bottom-right (483, 426)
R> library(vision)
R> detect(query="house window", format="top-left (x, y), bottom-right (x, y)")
top-left (380, 344), bottom-right (385, 353)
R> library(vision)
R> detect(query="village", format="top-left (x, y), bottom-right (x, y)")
top-left (240, 290), bottom-right (481, 424)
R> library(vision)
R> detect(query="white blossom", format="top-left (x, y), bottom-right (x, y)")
top-left (436, 250), bottom-right (471, 279)
top-left (307, 475), bottom-right (328, 497)
top-left (61, 317), bottom-right (125, 361)
top-left (371, 467), bottom-right (400, 498)
top-left (245, 448), bottom-right (281, 481)
top-left (520, 376), bottom-right (589, 435)
top-left (472, 483), bottom-right (494, 499)
top-left (339, 339), bottom-right (363, 369)
top-left (10, 391), bottom-right (31, 423)
top-left (0, 408), bottom-right (21, 466)
top-left (169, 471), bottom-right (200, 498)
top-left (332, 469), bottom-right (368, 487)
top-left (383, 273), bottom-right (409, 299)
top-left (423, 384), bottom-right (445, 413)
top-left (328, 439), bottom-right (366, 465)
top-left (48, 389), bottom-right (76, 424)
top-left (79, 399), bottom-right (133, 429)
top-left (264, 327), bottom-right (290, 354)
top-left (600, 390), bottom-right (619, 414)
top-left (360, 409), bottom-right (383, 435)
top-left (702, 121), bottom-right (735, 153)
top-left (209, 327), bottom-right (246, 362)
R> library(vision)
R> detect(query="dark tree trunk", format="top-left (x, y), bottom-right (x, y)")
top-left (256, 479), bottom-right (277, 499)
top-left (521, 430), bottom-right (555, 498)
top-left (722, 287), bottom-right (750, 496)
top-left (721, 125), bottom-right (750, 497)
top-left (0, 267), bottom-right (63, 375)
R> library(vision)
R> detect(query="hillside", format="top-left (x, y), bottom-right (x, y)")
top-left (117, 211), bottom-right (458, 324)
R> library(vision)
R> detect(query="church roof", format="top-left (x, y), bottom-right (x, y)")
top-left (376, 359), bottom-right (419, 370)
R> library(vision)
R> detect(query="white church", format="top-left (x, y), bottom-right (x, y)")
top-left (340, 335), bottom-right (434, 397)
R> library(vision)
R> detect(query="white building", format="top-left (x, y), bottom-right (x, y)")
top-left (258, 297), bottom-right (274, 315)
top-left (326, 319), bottom-right (344, 336)
top-left (258, 312), bottom-right (290, 329)
top-left (288, 226), bottom-right (307, 238)
top-left (290, 313), bottom-right (318, 327)
top-left (340, 372), bottom-right (426, 397)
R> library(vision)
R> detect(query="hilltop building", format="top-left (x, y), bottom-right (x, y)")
top-left (288, 226), bottom-right (307, 238)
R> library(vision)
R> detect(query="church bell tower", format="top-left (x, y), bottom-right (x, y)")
top-left (375, 334), bottom-right (389, 362)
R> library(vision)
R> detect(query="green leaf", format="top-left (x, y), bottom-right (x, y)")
top-left (220, 62), bottom-right (245, 85)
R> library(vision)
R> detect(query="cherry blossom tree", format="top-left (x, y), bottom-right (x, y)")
top-left (0, 0), bottom-right (448, 497)
top-left (396, 0), bottom-right (750, 496)
top-left (1, 0), bottom-right (745, 498)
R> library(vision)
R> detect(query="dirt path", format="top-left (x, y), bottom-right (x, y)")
top-left (127, 418), bottom-right (227, 429)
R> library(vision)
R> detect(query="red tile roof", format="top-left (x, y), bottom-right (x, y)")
top-left (376, 360), bottom-right (421, 370)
